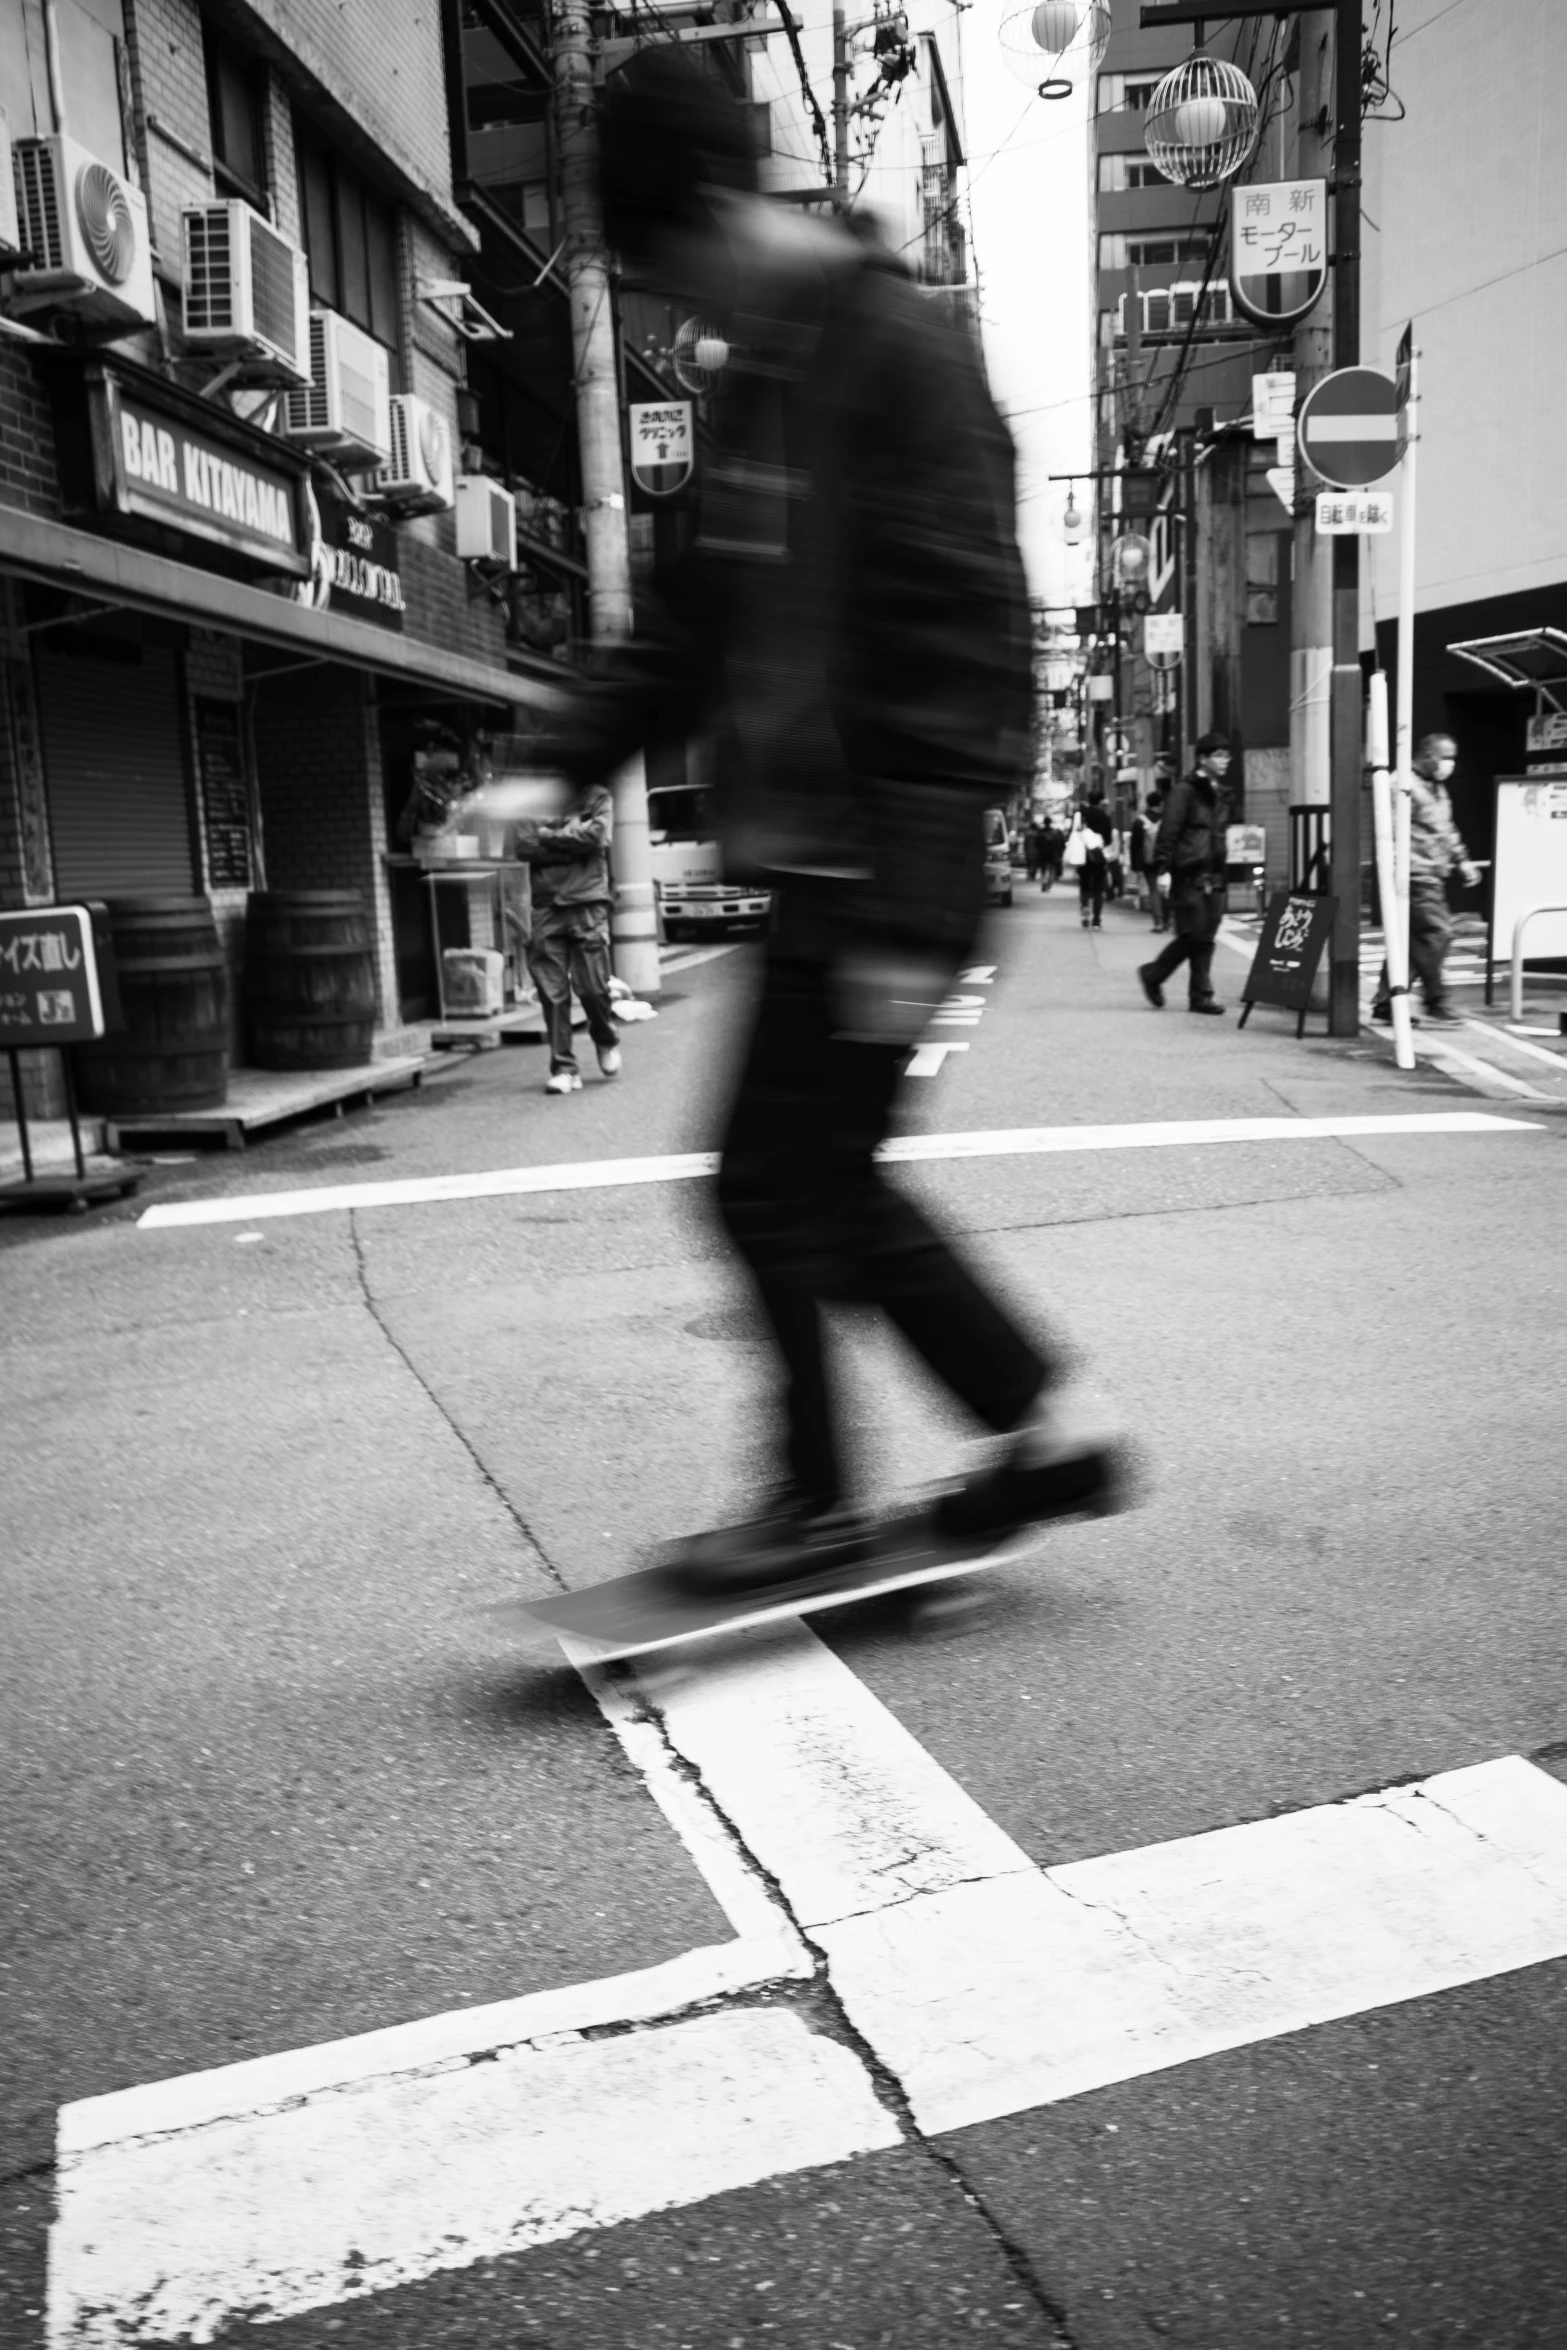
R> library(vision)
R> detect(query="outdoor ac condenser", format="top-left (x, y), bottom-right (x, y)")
top-left (455, 474), bottom-right (517, 567)
top-left (281, 310), bottom-right (393, 470)
top-left (0, 110), bottom-right (24, 265)
top-left (182, 201), bottom-right (310, 384)
top-left (8, 134), bottom-right (155, 331)
top-left (376, 393), bottom-right (456, 513)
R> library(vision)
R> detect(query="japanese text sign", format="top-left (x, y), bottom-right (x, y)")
top-left (0, 905), bottom-right (108, 1049)
top-left (629, 401), bottom-right (694, 498)
top-left (1232, 181), bottom-right (1325, 275)
top-left (1315, 490), bottom-right (1394, 534)
top-left (1242, 892), bottom-right (1337, 1014)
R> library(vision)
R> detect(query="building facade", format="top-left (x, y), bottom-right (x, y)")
top-left (0, 0), bottom-right (572, 1117)
top-left (1360, 0), bottom-right (1567, 874)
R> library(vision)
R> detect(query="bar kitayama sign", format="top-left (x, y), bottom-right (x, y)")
top-left (85, 370), bottom-right (309, 577)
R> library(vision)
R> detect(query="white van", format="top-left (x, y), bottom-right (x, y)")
top-left (647, 784), bottom-right (771, 942)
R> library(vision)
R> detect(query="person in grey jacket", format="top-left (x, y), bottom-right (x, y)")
top-left (513, 784), bottom-right (622, 1093)
top-left (1370, 732), bottom-right (1480, 1027)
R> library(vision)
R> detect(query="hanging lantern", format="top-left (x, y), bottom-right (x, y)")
top-left (1113, 533), bottom-right (1152, 585)
top-left (1144, 56), bottom-right (1260, 190)
top-left (1058, 492), bottom-right (1086, 547)
top-left (998, 1), bottom-right (1107, 97)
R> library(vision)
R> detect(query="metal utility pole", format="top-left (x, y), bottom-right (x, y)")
top-left (550, 0), bottom-right (660, 998)
top-left (1325, 0), bottom-right (1363, 1035)
top-left (1289, 10), bottom-right (1334, 838)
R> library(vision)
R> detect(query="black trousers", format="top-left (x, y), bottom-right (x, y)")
top-left (1146, 881), bottom-right (1224, 1001)
top-left (1076, 860), bottom-right (1106, 924)
top-left (715, 946), bottom-right (1051, 1507)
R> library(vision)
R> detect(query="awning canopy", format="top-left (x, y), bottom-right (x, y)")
top-left (1, 508), bottom-right (564, 720)
top-left (1448, 626), bottom-right (1567, 710)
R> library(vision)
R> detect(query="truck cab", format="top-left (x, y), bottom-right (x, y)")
top-left (647, 784), bottom-right (771, 942)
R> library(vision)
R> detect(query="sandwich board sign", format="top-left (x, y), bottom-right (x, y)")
top-left (629, 401), bottom-right (694, 498)
top-left (1237, 892), bottom-right (1337, 1037)
top-left (0, 903), bottom-right (114, 1050)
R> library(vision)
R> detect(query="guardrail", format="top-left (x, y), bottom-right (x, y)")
top-left (1510, 903), bottom-right (1567, 1022)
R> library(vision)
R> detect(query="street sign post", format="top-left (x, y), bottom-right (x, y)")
top-left (1144, 611), bottom-right (1183, 669)
top-left (1297, 367), bottom-right (1404, 490)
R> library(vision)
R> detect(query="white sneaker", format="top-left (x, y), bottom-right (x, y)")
top-left (544, 1070), bottom-right (582, 1095)
top-left (597, 1043), bottom-right (623, 1077)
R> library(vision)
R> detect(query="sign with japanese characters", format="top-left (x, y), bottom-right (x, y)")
top-left (193, 700), bottom-right (253, 891)
top-left (1230, 180), bottom-right (1327, 329)
top-left (1251, 372), bottom-right (1296, 439)
top-left (1241, 891), bottom-right (1337, 1015)
top-left (629, 401), bottom-right (694, 498)
top-left (0, 905), bottom-right (110, 1049)
top-left (1144, 611), bottom-right (1183, 668)
top-left (1226, 824), bottom-right (1267, 866)
top-left (1315, 490), bottom-right (1395, 534)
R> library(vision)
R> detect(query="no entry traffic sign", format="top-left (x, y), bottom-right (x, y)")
top-left (1297, 367), bottom-right (1404, 490)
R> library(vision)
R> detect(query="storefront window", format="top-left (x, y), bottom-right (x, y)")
top-left (295, 128), bottom-right (399, 348)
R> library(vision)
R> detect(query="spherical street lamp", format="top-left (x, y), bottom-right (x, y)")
top-left (1058, 491), bottom-right (1086, 547)
top-left (998, 1), bottom-right (1109, 100)
top-left (1144, 56), bottom-right (1260, 190)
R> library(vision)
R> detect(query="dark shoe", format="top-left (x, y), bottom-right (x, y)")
top-left (660, 1492), bottom-right (872, 1595)
top-left (1138, 963), bottom-right (1165, 1008)
top-left (1370, 1002), bottom-right (1392, 1023)
top-left (933, 1401), bottom-right (1128, 1555)
top-left (1190, 999), bottom-right (1226, 1016)
top-left (1422, 1009), bottom-right (1463, 1029)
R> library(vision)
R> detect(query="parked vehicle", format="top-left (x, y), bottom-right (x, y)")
top-left (983, 806), bottom-right (1014, 907)
top-left (646, 784), bottom-right (772, 941)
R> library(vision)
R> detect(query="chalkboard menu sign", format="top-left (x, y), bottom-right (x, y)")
top-left (194, 699), bottom-right (253, 891)
top-left (1238, 892), bottom-right (1338, 1037)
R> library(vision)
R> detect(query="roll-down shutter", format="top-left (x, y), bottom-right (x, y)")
top-left (34, 641), bottom-right (197, 900)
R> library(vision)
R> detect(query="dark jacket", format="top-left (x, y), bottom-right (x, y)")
top-left (513, 785), bottom-right (613, 911)
top-left (1081, 803), bottom-right (1113, 858)
top-left (502, 233), bottom-right (1031, 957)
top-left (1153, 770), bottom-right (1233, 884)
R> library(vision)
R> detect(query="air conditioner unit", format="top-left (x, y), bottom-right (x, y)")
top-left (0, 110), bottom-right (24, 264)
top-left (375, 393), bottom-right (456, 513)
top-left (281, 310), bottom-right (392, 470)
top-left (9, 134), bottom-right (155, 330)
top-left (181, 201), bottom-right (310, 384)
top-left (455, 473), bottom-right (517, 567)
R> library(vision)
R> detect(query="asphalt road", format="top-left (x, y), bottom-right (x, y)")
top-left (5, 886), bottom-right (1567, 2349)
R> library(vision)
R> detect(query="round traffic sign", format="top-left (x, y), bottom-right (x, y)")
top-left (1297, 367), bottom-right (1404, 490)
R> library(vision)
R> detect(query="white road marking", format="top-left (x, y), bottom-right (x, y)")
top-left (51, 1604), bottom-right (1567, 2341)
top-left (135, 1111), bottom-right (1538, 1228)
top-left (905, 1040), bottom-right (970, 1077)
top-left (51, 2010), bottom-right (898, 2349)
top-left (639, 1629), bottom-right (1567, 2134)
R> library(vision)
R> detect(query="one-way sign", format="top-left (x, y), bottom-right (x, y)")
top-left (1297, 367), bottom-right (1404, 490)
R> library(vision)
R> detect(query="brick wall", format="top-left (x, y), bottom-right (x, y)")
top-left (250, 664), bottom-right (398, 1032)
top-left (121, 0), bottom-right (215, 277)
top-left (181, 629), bottom-right (251, 1053)
top-left (0, 348), bottom-right (62, 518)
top-left (232, 0), bottom-right (461, 221)
top-left (0, 582), bottom-right (64, 1115)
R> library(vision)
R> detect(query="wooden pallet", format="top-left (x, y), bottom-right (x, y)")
top-left (102, 1057), bottom-right (426, 1153)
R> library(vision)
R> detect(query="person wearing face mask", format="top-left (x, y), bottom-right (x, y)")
top-left (1136, 733), bottom-right (1236, 1015)
top-left (1370, 732), bottom-right (1480, 1030)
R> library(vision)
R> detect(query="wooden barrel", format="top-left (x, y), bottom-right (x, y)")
top-left (73, 896), bottom-right (230, 1115)
top-left (244, 890), bottom-right (377, 1070)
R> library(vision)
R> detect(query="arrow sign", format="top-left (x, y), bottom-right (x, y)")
top-left (1297, 367), bottom-right (1405, 490)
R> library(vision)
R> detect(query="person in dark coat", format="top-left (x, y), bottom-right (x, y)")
top-left (1076, 788), bottom-right (1114, 928)
top-left (481, 50), bottom-right (1122, 1589)
top-left (1137, 734), bottom-right (1235, 1014)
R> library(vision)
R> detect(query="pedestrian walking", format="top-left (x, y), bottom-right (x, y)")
top-left (511, 783), bottom-right (623, 1093)
top-left (1136, 733), bottom-right (1235, 1015)
top-left (1023, 814), bottom-right (1045, 883)
top-left (1038, 815), bottom-right (1063, 890)
top-left (1371, 732), bottom-right (1481, 1029)
top-left (1071, 791), bottom-right (1113, 928)
top-left (1130, 794), bottom-right (1166, 925)
top-left (483, 48), bottom-right (1121, 1588)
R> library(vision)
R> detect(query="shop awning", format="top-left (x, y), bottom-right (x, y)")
top-left (1448, 627), bottom-right (1567, 709)
top-left (0, 508), bottom-right (564, 720)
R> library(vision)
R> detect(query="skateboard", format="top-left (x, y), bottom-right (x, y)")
top-left (490, 1506), bottom-right (1052, 1664)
